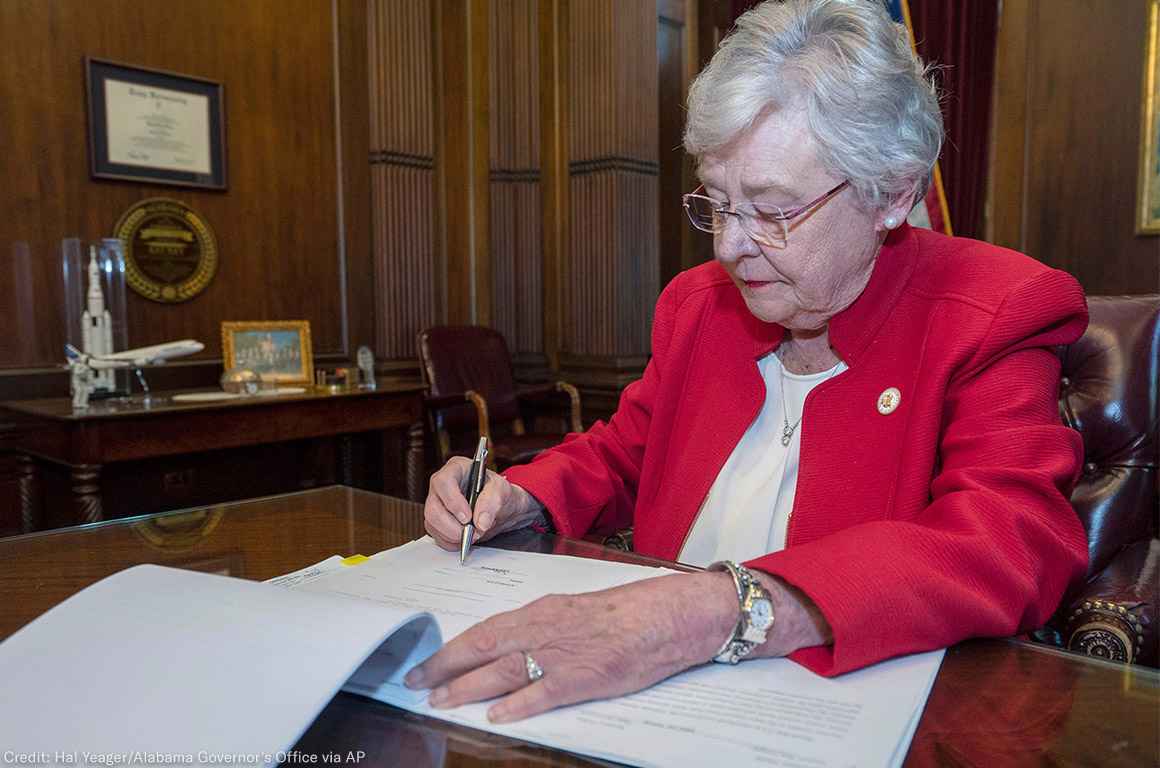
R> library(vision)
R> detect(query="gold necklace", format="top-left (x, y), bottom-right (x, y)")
top-left (778, 359), bottom-right (840, 447)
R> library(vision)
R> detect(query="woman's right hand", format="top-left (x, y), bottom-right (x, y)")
top-left (423, 457), bottom-right (545, 551)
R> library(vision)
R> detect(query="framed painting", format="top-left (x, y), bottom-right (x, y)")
top-left (221, 321), bottom-right (313, 387)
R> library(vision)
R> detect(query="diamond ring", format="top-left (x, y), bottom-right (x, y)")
top-left (523, 651), bottom-right (545, 683)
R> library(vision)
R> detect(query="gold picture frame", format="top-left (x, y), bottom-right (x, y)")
top-left (220, 321), bottom-right (313, 387)
top-left (1138, 0), bottom-right (1160, 234)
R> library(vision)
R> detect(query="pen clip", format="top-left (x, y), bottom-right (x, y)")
top-left (475, 450), bottom-right (489, 495)
top-left (465, 437), bottom-right (488, 507)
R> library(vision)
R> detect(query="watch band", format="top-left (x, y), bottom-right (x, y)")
top-left (708, 561), bottom-right (774, 664)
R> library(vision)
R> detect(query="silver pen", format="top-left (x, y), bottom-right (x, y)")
top-left (459, 436), bottom-right (489, 565)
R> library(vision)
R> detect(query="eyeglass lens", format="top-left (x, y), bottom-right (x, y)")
top-left (683, 196), bottom-right (787, 246)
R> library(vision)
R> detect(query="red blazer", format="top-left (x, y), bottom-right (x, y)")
top-left (504, 224), bottom-right (1089, 676)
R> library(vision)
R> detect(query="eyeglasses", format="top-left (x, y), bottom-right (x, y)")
top-left (681, 180), bottom-right (849, 247)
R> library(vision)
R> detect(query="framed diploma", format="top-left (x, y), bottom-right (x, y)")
top-left (86, 58), bottom-right (227, 190)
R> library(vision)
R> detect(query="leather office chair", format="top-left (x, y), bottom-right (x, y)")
top-left (1036, 294), bottom-right (1159, 667)
top-left (417, 326), bottom-right (583, 471)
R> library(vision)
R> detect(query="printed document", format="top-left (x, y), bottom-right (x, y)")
top-left (0, 538), bottom-right (942, 768)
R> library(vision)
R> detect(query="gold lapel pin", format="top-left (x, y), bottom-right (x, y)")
top-left (877, 387), bottom-right (901, 415)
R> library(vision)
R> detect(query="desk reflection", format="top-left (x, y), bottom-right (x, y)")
top-left (294, 693), bottom-right (622, 768)
top-left (909, 641), bottom-right (1079, 767)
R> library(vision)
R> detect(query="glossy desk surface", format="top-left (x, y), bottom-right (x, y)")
top-left (1, 382), bottom-right (425, 421)
top-left (1, 486), bottom-right (1156, 767)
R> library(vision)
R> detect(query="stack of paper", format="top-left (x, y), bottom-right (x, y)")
top-left (301, 540), bottom-right (943, 768)
top-left (0, 538), bottom-right (942, 768)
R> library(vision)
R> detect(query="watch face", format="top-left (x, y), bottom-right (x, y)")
top-left (750, 599), bottom-right (774, 630)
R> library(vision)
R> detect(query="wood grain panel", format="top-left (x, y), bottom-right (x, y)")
top-left (540, 0), bottom-right (570, 374)
top-left (985, 0), bottom-right (1031, 252)
top-left (368, 0), bottom-right (440, 362)
top-left (658, 0), bottom-right (714, 293)
top-left (565, 0), bottom-right (659, 362)
top-left (437, 0), bottom-right (492, 328)
top-left (698, 0), bottom-right (735, 70)
top-left (659, 13), bottom-right (688, 292)
top-left (489, 0), bottom-right (545, 372)
top-left (0, 244), bottom-right (40, 370)
top-left (0, 0), bottom-right (355, 378)
top-left (987, 0), bottom-right (1160, 294)
top-left (1023, 0), bottom-right (1159, 293)
top-left (338, 0), bottom-right (374, 363)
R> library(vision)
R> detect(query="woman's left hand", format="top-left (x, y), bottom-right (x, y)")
top-left (402, 571), bottom-right (739, 723)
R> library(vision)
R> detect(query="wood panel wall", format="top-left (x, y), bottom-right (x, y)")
top-left (987, 0), bottom-right (1160, 294)
top-left (489, 0), bottom-right (546, 377)
top-left (540, 0), bottom-right (570, 375)
top-left (368, 0), bottom-right (441, 365)
top-left (367, 0), bottom-right (668, 415)
top-left (561, 0), bottom-right (660, 407)
top-left (0, 2), bottom-right (696, 409)
top-left (437, 0), bottom-right (493, 330)
top-left (0, 0), bottom-right (373, 398)
top-left (658, 0), bottom-right (714, 291)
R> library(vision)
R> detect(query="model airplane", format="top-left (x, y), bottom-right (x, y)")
top-left (66, 340), bottom-right (204, 369)
top-left (66, 340), bottom-right (204, 409)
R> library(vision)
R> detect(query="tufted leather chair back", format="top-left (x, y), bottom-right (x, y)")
top-left (1058, 295), bottom-right (1159, 577)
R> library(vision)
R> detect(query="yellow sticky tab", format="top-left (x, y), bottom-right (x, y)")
top-left (341, 555), bottom-right (369, 566)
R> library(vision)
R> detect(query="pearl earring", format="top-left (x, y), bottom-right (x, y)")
top-left (883, 216), bottom-right (900, 229)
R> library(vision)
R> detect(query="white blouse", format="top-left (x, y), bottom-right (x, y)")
top-left (677, 353), bottom-right (846, 568)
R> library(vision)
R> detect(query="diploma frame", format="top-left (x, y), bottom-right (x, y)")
top-left (86, 57), bottom-right (227, 190)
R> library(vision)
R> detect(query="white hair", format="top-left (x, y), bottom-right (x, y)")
top-left (684, 0), bottom-right (943, 210)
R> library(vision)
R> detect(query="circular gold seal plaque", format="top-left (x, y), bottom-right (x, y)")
top-left (113, 197), bottom-right (218, 303)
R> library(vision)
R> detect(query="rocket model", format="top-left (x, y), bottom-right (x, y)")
top-left (81, 246), bottom-right (115, 392)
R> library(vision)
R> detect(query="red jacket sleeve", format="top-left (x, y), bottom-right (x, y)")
top-left (502, 283), bottom-right (678, 538)
top-left (748, 269), bottom-right (1090, 675)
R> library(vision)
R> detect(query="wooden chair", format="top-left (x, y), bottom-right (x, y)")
top-left (417, 326), bottom-right (582, 471)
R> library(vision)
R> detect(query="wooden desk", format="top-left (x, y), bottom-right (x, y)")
top-left (0, 486), bottom-right (1155, 767)
top-left (1, 386), bottom-right (424, 530)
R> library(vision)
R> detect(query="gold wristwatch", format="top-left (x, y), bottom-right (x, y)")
top-left (708, 560), bottom-right (775, 664)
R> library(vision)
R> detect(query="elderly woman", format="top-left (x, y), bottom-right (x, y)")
top-left (406, 0), bottom-right (1088, 723)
